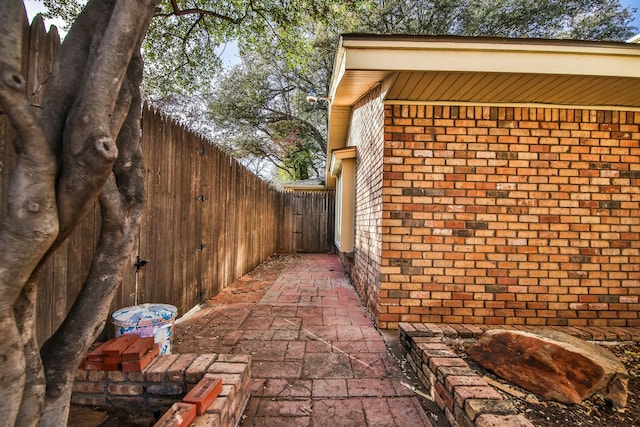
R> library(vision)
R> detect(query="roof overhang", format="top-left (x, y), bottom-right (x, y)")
top-left (281, 184), bottom-right (327, 192)
top-left (330, 34), bottom-right (640, 108)
top-left (281, 178), bottom-right (326, 192)
top-left (326, 34), bottom-right (640, 184)
top-left (330, 146), bottom-right (357, 177)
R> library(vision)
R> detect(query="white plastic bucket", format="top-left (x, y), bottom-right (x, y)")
top-left (112, 303), bottom-right (178, 355)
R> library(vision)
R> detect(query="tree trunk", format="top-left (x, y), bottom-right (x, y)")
top-left (0, 1), bottom-right (59, 425)
top-left (15, 277), bottom-right (46, 427)
top-left (0, 0), bottom-right (157, 425)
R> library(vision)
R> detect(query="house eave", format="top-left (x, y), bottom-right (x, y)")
top-left (330, 146), bottom-right (357, 178)
top-left (627, 34), bottom-right (640, 43)
top-left (282, 185), bottom-right (326, 192)
top-left (326, 34), bottom-right (640, 187)
top-left (331, 35), bottom-right (640, 108)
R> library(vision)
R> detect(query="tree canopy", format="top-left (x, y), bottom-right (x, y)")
top-left (364, 0), bottom-right (636, 39)
top-left (205, 0), bottom-right (637, 182)
top-left (45, 0), bottom-right (637, 98)
top-left (40, 0), bottom-right (639, 181)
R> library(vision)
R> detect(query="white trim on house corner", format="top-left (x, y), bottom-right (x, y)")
top-left (627, 34), bottom-right (640, 44)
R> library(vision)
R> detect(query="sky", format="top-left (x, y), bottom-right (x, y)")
top-left (23, 0), bottom-right (65, 33)
top-left (622, 0), bottom-right (640, 33)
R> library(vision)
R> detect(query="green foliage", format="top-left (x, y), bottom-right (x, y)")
top-left (361, 0), bottom-right (636, 39)
top-left (45, 0), bottom-right (638, 183)
top-left (43, 0), bottom-right (84, 29)
top-left (207, 0), bottom-right (371, 182)
top-left (208, 47), bottom-right (327, 181)
top-left (142, 0), bottom-right (365, 98)
top-left (45, 0), bottom-right (637, 99)
top-left (143, 1), bottom-right (245, 97)
top-left (209, 0), bottom-right (636, 183)
top-left (455, 0), bottom-right (636, 39)
top-left (44, 0), bottom-right (354, 98)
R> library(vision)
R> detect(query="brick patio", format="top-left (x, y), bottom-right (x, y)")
top-left (173, 253), bottom-right (438, 426)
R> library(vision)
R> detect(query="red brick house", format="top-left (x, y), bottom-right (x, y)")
top-left (326, 34), bottom-right (640, 329)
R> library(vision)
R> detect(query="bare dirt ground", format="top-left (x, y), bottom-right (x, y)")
top-left (455, 342), bottom-right (640, 427)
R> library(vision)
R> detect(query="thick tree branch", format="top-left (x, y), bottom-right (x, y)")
top-left (291, 115), bottom-right (327, 153)
top-left (80, 0), bottom-right (155, 123)
top-left (0, 3), bottom-right (58, 331)
top-left (29, 0), bottom-right (155, 254)
top-left (55, 0), bottom-right (156, 237)
top-left (40, 130), bottom-right (146, 425)
top-left (39, 0), bottom-right (116, 155)
top-left (113, 48), bottom-right (146, 208)
top-left (39, 174), bottom-right (144, 426)
top-left (155, 0), bottom-right (243, 24)
top-left (261, 110), bottom-right (327, 153)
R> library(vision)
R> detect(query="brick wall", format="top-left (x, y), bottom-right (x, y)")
top-left (348, 86), bottom-right (385, 320)
top-left (73, 353), bottom-right (251, 426)
top-left (376, 104), bottom-right (640, 328)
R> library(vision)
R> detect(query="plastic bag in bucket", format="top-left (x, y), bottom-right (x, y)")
top-left (112, 303), bottom-right (177, 355)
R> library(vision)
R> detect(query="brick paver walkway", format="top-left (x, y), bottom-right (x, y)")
top-left (174, 254), bottom-right (436, 426)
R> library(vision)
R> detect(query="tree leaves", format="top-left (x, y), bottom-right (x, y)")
top-left (44, 0), bottom-right (637, 183)
top-left (208, 0), bottom-right (635, 183)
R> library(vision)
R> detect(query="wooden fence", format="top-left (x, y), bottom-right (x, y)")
top-left (277, 190), bottom-right (335, 253)
top-left (0, 14), bottom-right (334, 344)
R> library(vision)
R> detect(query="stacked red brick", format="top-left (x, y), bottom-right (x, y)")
top-left (371, 104), bottom-right (640, 328)
top-left (73, 352), bottom-right (251, 427)
top-left (82, 335), bottom-right (158, 372)
top-left (399, 323), bottom-right (536, 426)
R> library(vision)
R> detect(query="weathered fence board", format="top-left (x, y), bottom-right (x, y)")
top-left (1, 14), bottom-right (335, 343)
top-left (135, 107), bottom-right (303, 319)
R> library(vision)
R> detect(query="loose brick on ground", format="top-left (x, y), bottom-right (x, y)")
top-left (122, 345), bottom-right (159, 372)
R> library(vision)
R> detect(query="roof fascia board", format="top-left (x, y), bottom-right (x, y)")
top-left (380, 73), bottom-right (398, 98)
top-left (329, 39), bottom-right (347, 102)
top-left (332, 146), bottom-right (357, 160)
top-left (340, 36), bottom-right (640, 55)
top-left (343, 45), bottom-right (640, 79)
top-left (282, 185), bottom-right (326, 191)
top-left (627, 34), bottom-right (640, 43)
